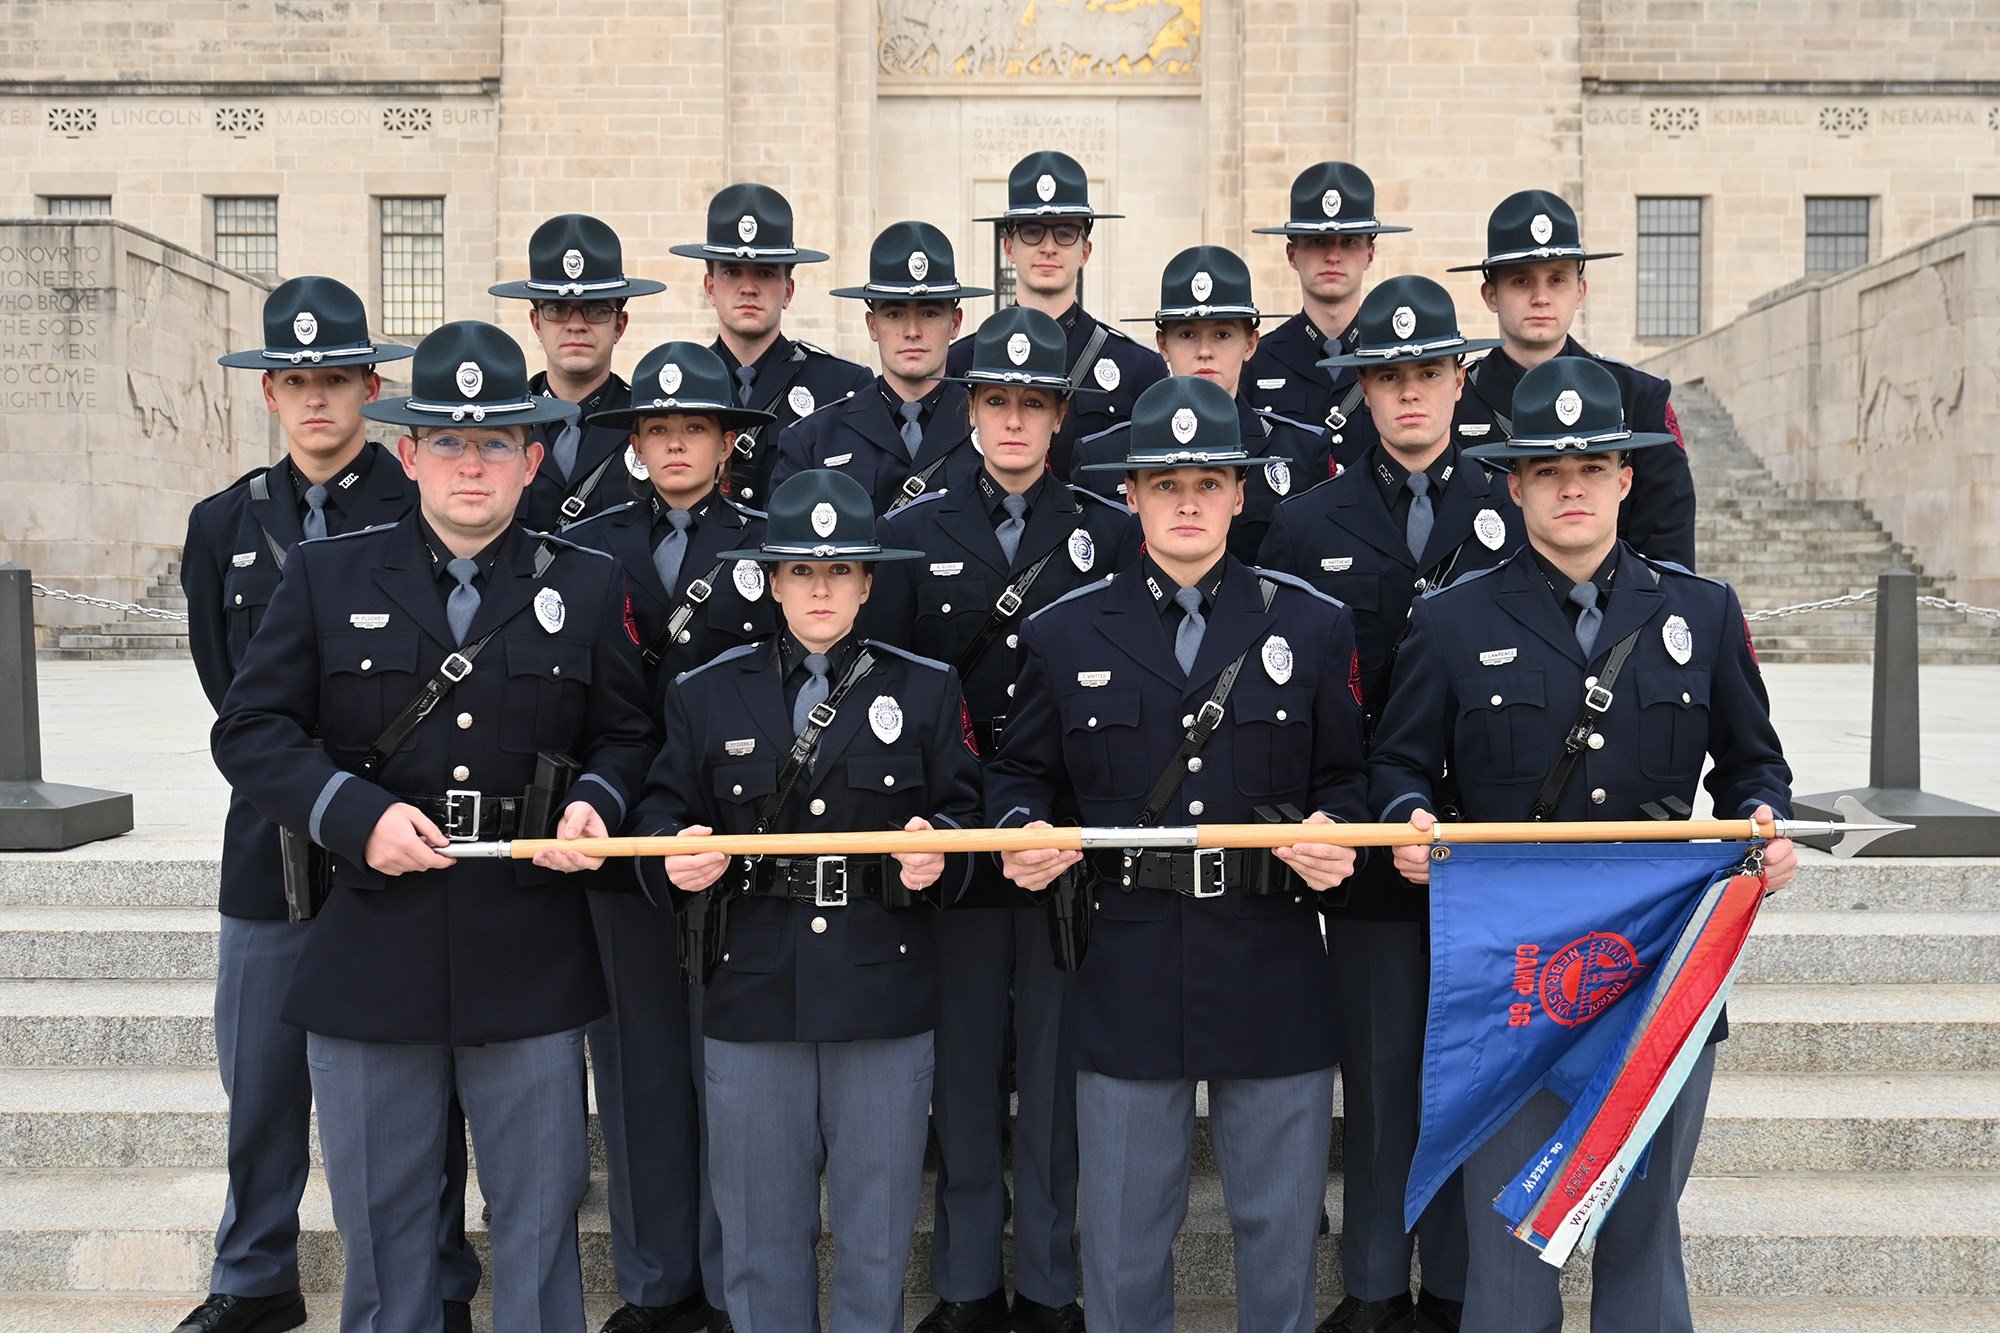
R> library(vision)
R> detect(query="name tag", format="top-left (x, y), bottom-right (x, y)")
top-left (1458, 423), bottom-right (1492, 437)
top-left (349, 613), bottom-right (390, 630)
top-left (929, 562), bottom-right (963, 577)
top-left (1077, 671), bottom-right (1111, 688)
top-left (724, 738), bottom-right (756, 756)
top-left (823, 452), bottom-right (853, 466)
top-left (1320, 557), bottom-right (1354, 572)
top-left (1256, 378), bottom-right (1286, 390)
top-left (1479, 648), bottom-right (1518, 666)
top-left (231, 552), bottom-right (256, 568)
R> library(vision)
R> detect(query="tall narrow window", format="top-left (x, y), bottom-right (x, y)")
top-left (1635, 197), bottom-right (1702, 340)
top-left (1972, 196), bottom-right (2000, 220)
top-left (379, 197), bottom-right (445, 337)
top-left (213, 197), bottom-right (279, 278)
top-left (1804, 197), bottom-right (1872, 276)
top-left (42, 196), bottom-right (111, 217)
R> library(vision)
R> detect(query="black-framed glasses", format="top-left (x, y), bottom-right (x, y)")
top-left (533, 300), bottom-right (623, 324)
top-left (1009, 222), bottom-right (1086, 247)
top-left (420, 434), bottom-right (527, 463)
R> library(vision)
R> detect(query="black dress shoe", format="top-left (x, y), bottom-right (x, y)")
top-left (1011, 1293), bottom-right (1086, 1332)
top-left (171, 1291), bottom-right (308, 1333)
top-left (443, 1300), bottom-right (473, 1333)
top-left (1412, 1289), bottom-right (1463, 1333)
top-left (1315, 1293), bottom-right (1417, 1333)
top-left (601, 1294), bottom-right (712, 1333)
top-left (914, 1290), bottom-right (1012, 1333)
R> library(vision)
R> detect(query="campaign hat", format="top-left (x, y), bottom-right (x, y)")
top-left (361, 320), bottom-right (581, 429)
top-left (218, 275), bottom-right (413, 370)
top-left (489, 213), bottom-right (666, 301)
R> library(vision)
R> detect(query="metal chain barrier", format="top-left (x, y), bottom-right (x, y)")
top-left (30, 582), bottom-right (190, 623)
top-left (1917, 595), bottom-right (2000, 624)
top-left (1743, 589), bottom-right (1875, 622)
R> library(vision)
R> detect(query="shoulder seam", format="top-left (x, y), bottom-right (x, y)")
top-left (674, 641), bottom-right (762, 684)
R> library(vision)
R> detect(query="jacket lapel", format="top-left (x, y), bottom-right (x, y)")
top-left (1496, 552), bottom-right (1587, 666)
top-left (806, 642), bottom-right (886, 795)
top-left (1182, 559), bottom-right (1278, 697)
top-left (248, 464), bottom-right (306, 552)
top-left (613, 505), bottom-right (671, 609)
top-left (1590, 544), bottom-right (1665, 669)
top-left (734, 643), bottom-right (793, 760)
top-left (933, 484), bottom-right (1010, 576)
top-left (1012, 481), bottom-right (1082, 573)
top-left (1267, 315), bottom-right (1333, 387)
top-left (458, 525), bottom-right (544, 646)
top-left (1330, 458), bottom-right (1417, 567)
top-left (1097, 567), bottom-right (1184, 688)
top-left (1416, 452), bottom-right (1491, 571)
top-left (913, 384), bottom-right (973, 468)
top-left (348, 443), bottom-right (416, 529)
top-left (372, 516), bottom-right (457, 650)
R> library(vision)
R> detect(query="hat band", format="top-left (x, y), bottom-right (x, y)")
top-left (258, 342), bottom-right (381, 364)
top-left (763, 541), bottom-right (887, 558)
top-left (1284, 217), bottom-right (1383, 232)
top-left (1353, 335), bottom-right (1471, 360)
top-left (1129, 450), bottom-right (1252, 467)
top-left (634, 396), bottom-right (734, 414)
top-left (1155, 303), bottom-right (1260, 322)
top-left (1003, 205), bottom-right (1094, 218)
top-left (864, 281), bottom-right (963, 297)
top-left (1509, 428), bottom-right (1634, 451)
top-left (524, 277), bottom-right (632, 296)
top-left (1482, 244), bottom-right (1588, 266)
top-left (967, 369), bottom-right (1064, 385)
top-left (405, 397), bottom-right (542, 423)
top-left (700, 243), bottom-right (801, 260)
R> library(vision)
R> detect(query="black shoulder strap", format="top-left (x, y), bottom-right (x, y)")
top-left (641, 558), bottom-right (731, 669)
top-left (887, 451), bottom-right (956, 513)
top-left (1469, 356), bottom-right (1514, 434)
top-left (558, 451), bottom-right (619, 525)
top-left (1133, 579), bottom-right (1280, 828)
top-left (1327, 379), bottom-right (1365, 430)
top-left (1366, 541), bottom-right (1474, 739)
top-left (1526, 563), bottom-right (1662, 819)
top-left (952, 548), bottom-right (1058, 680)
top-left (358, 542), bottom-right (560, 778)
top-left (1067, 324), bottom-right (1111, 393)
top-left (246, 473), bottom-right (290, 568)
top-left (748, 650), bottom-right (877, 836)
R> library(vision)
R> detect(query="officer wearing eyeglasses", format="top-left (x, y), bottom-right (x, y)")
top-left (946, 151), bottom-right (1166, 480)
top-left (493, 214), bottom-right (668, 531)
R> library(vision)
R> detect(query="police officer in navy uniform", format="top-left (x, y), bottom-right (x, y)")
top-left (772, 222), bottom-right (991, 512)
top-left (865, 306), bottom-right (1139, 1333)
top-left (947, 151), bottom-right (1167, 480)
top-left (211, 321), bottom-right (658, 1333)
top-left (631, 468), bottom-right (982, 1333)
top-left (989, 376), bottom-right (1368, 1333)
top-left (1071, 245), bottom-right (1333, 560)
top-left (1260, 272), bottom-right (1528, 1333)
top-left (177, 276), bottom-right (485, 1333)
top-left (492, 213), bottom-right (667, 531)
top-left (1368, 358), bottom-right (1797, 1333)
top-left (670, 183), bottom-right (873, 508)
top-left (562, 342), bottom-right (779, 1333)
top-left (1244, 162), bottom-right (1413, 472)
top-left (1448, 190), bottom-right (1698, 568)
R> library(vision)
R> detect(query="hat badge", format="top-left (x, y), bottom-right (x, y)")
top-left (907, 249), bottom-right (930, 281)
top-left (1391, 305), bottom-right (1417, 339)
top-left (561, 248), bottom-right (585, 280)
top-left (1170, 407), bottom-right (1198, 445)
top-left (1190, 270), bottom-right (1213, 302)
top-left (1530, 213), bottom-right (1555, 245)
top-left (1006, 331), bottom-right (1031, 366)
top-left (1035, 173), bottom-right (1057, 202)
top-left (810, 501), bottom-right (838, 537)
top-left (659, 363), bottom-right (683, 396)
top-left (1554, 388), bottom-right (1583, 427)
top-left (737, 214), bottom-right (758, 243)
top-left (456, 361), bottom-right (484, 399)
top-left (292, 311), bottom-right (318, 346)
top-left (1321, 189), bottom-right (1342, 219)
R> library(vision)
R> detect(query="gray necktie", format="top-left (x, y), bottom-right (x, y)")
top-left (551, 423), bottom-right (581, 481)
top-left (1322, 337), bottom-right (1342, 363)
top-left (734, 365), bottom-right (758, 408)
top-left (302, 483), bottom-right (328, 542)
top-left (1173, 585), bottom-right (1206, 676)
top-left (653, 508), bottom-right (693, 593)
top-left (996, 493), bottom-right (1029, 565)
top-left (1405, 471), bottom-right (1434, 562)
top-left (1570, 581), bottom-right (1603, 659)
top-left (445, 557), bottom-right (480, 646)
top-left (898, 401), bottom-right (924, 459)
top-left (793, 652), bottom-right (831, 735)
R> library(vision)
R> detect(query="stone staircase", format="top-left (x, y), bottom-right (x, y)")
top-left (0, 851), bottom-right (1995, 1329)
top-left (1679, 381), bottom-right (2000, 665)
top-left (44, 561), bottom-right (191, 662)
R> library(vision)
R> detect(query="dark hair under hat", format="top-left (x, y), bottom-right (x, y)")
top-left (219, 275), bottom-right (412, 370)
top-left (943, 306), bottom-right (1090, 395)
top-left (668, 183), bottom-right (829, 266)
top-left (974, 150), bottom-right (1123, 224)
top-left (1461, 359), bottom-right (1677, 462)
top-left (1317, 274), bottom-right (1503, 370)
top-left (361, 320), bottom-right (580, 430)
top-left (584, 341), bottom-right (778, 432)
top-left (829, 221), bottom-right (992, 302)
top-left (1448, 189), bottom-right (1621, 274)
top-left (717, 469), bottom-right (922, 564)
top-left (1251, 161), bottom-right (1412, 237)
top-left (489, 213), bottom-right (666, 301)
top-left (1076, 375), bottom-right (1260, 475)
top-left (1121, 244), bottom-right (1264, 325)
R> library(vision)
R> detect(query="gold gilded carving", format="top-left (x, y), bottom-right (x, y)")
top-left (879, 0), bottom-right (1199, 80)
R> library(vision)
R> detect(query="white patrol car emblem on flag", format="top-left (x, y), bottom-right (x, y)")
top-left (1262, 635), bottom-right (1294, 684)
top-left (733, 560), bottom-right (764, 601)
top-left (869, 695), bottom-right (903, 743)
top-left (1663, 614), bottom-right (1694, 665)
top-left (1475, 507), bottom-right (1507, 550)
top-left (788, 385), bottom-right (815, 417)
top-left (562, 248), bottom-right (585, 279)
top-left (1094, 358), bottom-right (1120, 391)
top-left (293, 311), bottom-right (317, 345)
top-left (534, 586), bottom-right (566, 634)
top-left (1068, 528), bottom-right (1095, 572)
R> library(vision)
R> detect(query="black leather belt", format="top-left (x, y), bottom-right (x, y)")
top-left (970, 716), bottom-right (1008, 754)
top-left (401, 791), bottom-right (526, 842)
top-left (1089, 848), bottom-right (1268, 899)
top-left (748, 855), bottom-right (892, 907)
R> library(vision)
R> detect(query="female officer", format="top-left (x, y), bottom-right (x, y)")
top-left (561, 341), bottom-right (777, 1333)
top-left (631, 468), bottom-right (983, 1333)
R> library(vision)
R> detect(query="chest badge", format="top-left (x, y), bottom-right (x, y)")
top-left (1474, 507), bottom-right (1507, 551)
top-left (1663, 614), bottom-right (1693, 665)
top-left (869, 694), bottom-right (903, 743)
top-left (534, 586), bottom-right (566, 634)
top-left (624, 443), bottom-right (648, 479)
top-left (732, 560), bottom-right (765, 601)
top-left (1093, 358), bottom-right (1121, 391)
top-left (1068, 528), bottom-right (1095, 572)
top-left (788, 385), bottom-right (815, 417)
top-left (1264, 458), bottom-right (1292, 496)
top-left (1262, 634), bottom-right (1294, 684)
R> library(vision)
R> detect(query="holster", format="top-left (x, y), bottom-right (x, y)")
top-left (278, 825), bottom-right (332, 923)
top-left (680, 876), bottom-right (733, 987)
top-left (520, 752), bottom-right (582, 839)
top-left (1047, 863), bottom-right (1092, 972)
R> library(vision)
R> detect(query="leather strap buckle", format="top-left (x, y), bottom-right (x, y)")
top-left (1584, 683), bottom-right (1614, 713)
top-left (813, 855), bottom-right (849, 907)
top-left (685, 578), bottom-right (714, 605)
top-left (440, 652), bottom-right (474, 683)
top-left (1190, 847), bottom-right (1227, 899)
top-left (442, 789), bottom-right (484, 842)
top-left (559, 494), bottom-right (587, 520)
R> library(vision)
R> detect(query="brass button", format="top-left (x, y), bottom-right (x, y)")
top-left (1187, 757), bottom-right (1203, 773)
top-left (1587, 733), bottom-right (1605, 750)
top-left (1189, 800), bottom-right (1204, 815)
top-left (456, 712), bottom-right (473, 729)
top-left (360, 659), bottom-right (372, 671)
top-left (743, 622), bottom-right (754, 631)
top-left (811, 916), bottom-right (828, 934)
top-left (452, 765), bottom-right (470, 782)
top-left (1590, 788), bottom-right (1607, 805)
top-left (809, 798), bottom-right (826, 815)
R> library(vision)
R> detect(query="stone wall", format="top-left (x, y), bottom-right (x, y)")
top-left (1582, 0), bottom-right (2000, 86)
top-left (0, 221), bottom-right (276, 627)
top-left (1642, 219), bottom-right (2000, 605)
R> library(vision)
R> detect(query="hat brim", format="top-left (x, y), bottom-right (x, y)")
top-left (1319, 336), bottom-right (1506, 369)
top-left (828, 283), bottom-right (994, 301)
top-left (361, 397), bottom-right (582, 429)
top-left (219, 341), bottom-right (414, 370)
top-left (666, 242), bottom-right (831, 265)
top-left (583, 400), bottom-right (778, 431)
top-left (973, 208), bottom-right (1123, 224)
top-left (715, 543), bottom-right (926, 564)
top-left (488, 278), bottom-right (668, 300)
top-left (1117, 306), bottom-right (1269, 325)
top-left (1074, 452), bottom-right (1262, 475)
top-left (1250, 222), bottom-right (1414, 236)
top-left (939, 370), bottom-right (1105, 395)
top-left (1445, 249), bottom-right (1622, 273)
top-left (1462, 430), bottom-right (1678, 462)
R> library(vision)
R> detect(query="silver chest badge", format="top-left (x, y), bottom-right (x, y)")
top-left (869, 694), bottom-right (903, 743)
top-left (659, 363), bottom-right (683, 396)
top-left (624, 443), bottom-right (648, 479)
top-left (1068, 528), bottom-right (1095, 572)
top-left (1321, 189), bottom-right (1341, 218)
top-left (1554, 389), bottom-right (1583, 427)
top-left (1036, 173), bottom-right (1057, 202)
top-left (562, 248), bottom-right (585, 279)
top-left (1530, 213), bottom-right (1555, 245)
top-left (737, 214), bottom-right (758, 243)
top-left (534, 586), bottom-right (566, 634)
top-left (733, 560), bottom-right (765, 601)
top-left (293, 311), bottom-right (317, 345)
top-left (1170, 406), bottom-right (1198, 444)
top-left (456, 361), bottom-right (483, 399)
top-left (788, 385), bottom-right (815, 417)
top-left (1262, 634), bottom-right (1294, 684)
top-left (1094, 358), bottom-right (1120, 391)
top-left (811, 502), bottom-right (838, 537)
top-left (1190, 270), bottom-right (1213, 302)
top-left (1474, 507), bottom-right (1507, 551)
top-left (1391, 305), bottom-right (1417, 339)
top-left (907, 250), bottom-right (930, 281)
top-left (1006, 331), bottom-right (1031, 365)
top-left (1265, 458), bottom-right (1292, 496)
top-left (1663, 614), bottom-right (1693, 665)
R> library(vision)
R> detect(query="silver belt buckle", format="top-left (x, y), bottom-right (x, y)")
top-left (443, 789), bottom-right (484, 842)
top-left (1190, 847), bottom-right (1227, 899)
top-left (813, 855), bottom-right (849, 907)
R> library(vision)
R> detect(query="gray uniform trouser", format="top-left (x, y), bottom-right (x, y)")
top-left (704, 1032), bottom-right (934, 1333)
top-left (688, 984), bottom-right (725, 1310)
top-left (929, 907), bottom-right (1079, 1306)
top-left (1076, 1065), bottom-right (1337, 1333)
top-left (212, 915), bottom-right (477, 1301)
top-left (587, 887), bottom-right (704, 1307)
top-left (1328, 919), bottom-right (1467, 1301)
top-left (308, 1027), bottom-right (591, 1333)
top-left (1460, 1043), bottom-right (1718, 1333)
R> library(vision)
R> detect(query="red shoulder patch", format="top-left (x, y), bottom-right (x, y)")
top-left (1742, 614), bottom-right (1759, 666)
top-left (623, 590), bottom-right (640, 647)
top-left (960, 698), bottom-right (980, 757)
top-left (1348, 646), bottom-right (1364, 709)
top-left (1664, 400), bottom-right (1687, 452)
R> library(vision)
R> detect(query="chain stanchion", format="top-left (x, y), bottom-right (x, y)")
top-left (30, 582), bottom-right (189, 623)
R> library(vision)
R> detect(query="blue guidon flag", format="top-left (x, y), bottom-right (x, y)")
top-left (1406, 841), bottom-right (1769, 1265)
